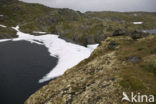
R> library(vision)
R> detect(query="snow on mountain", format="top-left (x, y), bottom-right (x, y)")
top-left (32, 31), bottom-right (47, 34)
top-left (1, 26), bottom-right (98, 83)
top-left (0, 24), bottom-right (7, 28)
top-left (133, 22), bottom-right (143, 24)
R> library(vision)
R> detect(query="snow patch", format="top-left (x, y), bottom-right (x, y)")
top-left (39, 38), bottom-right (98, 83)
top-left (0, 39), bottom-right (12, 42)
top-left (133, 22), bottom-right (143, 24)
top-left (87, 44), bottom-right (99, 52)
top-left (33, 31), bottom-right (47, 34)
top-left (1, 26), bottom-right (98, 83)
top-left (0, 24), bottom-right (7, 28)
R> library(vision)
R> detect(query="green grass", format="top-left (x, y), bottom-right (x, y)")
top-left (113, 35), bottom-right (156, 97)
top-left (0, 27), bottom-right (17, 39)
top-left (143, 64), bottom-right (156, 75)
top-left (120, 76), bottom-right (146, 91)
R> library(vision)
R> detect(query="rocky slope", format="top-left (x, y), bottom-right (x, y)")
top-left (0, 0), bottom-right (156, 45)
top-left (25, 35), bottom-right (156, 104)
top-left (0, 26), bottom-right (17, 39)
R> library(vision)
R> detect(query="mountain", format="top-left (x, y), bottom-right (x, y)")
top-left (25, 35), bottom-right (156, 104)
top-left (0, 0), bottom-right (156, 104)
top-left (0, 0), bottom-right (156, 45)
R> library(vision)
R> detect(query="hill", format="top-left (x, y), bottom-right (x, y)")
top-left (0, 0), bottom-right (156, 45)
top-left (25, 35), bottom-right (156, 104)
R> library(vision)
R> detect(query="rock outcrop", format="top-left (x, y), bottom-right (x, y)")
top-left (0, 26), bottom-right (17, 39)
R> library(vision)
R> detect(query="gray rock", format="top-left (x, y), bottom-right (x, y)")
top-left (112, 29), bottom-right (126, 36)
top-left (131, 31), bottom-right (149, 40)
top-left (151, 49), bottom-right (156, 55)
top-left (126, 56), bottom-right (142, 63)
top-left (108, 41), bottom-right (119, 50)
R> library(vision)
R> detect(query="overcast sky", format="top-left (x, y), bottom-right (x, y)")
top-left (20, 0), bottom-right (156, 12)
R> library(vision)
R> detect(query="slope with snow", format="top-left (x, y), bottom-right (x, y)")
top-left (32, 31), bottom-right (47, 34)
top-left (0, 26), bottom-right (98, 83)
top-left (133, 22), bottom-right (143, 24)
top-left (0, 24), bottom-right (7, 28)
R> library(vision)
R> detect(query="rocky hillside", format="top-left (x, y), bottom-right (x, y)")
top-left (0, 26), bottom-right (17, 39)
top-left (0, 0), bottom-right (156, 45)
top-left (25, 35), bottom-right (156, 104)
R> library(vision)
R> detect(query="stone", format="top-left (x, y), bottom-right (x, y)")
top-left (126, 56), bottom-right (142, 63)
top-left (108, 41), bottom-right (119, 50)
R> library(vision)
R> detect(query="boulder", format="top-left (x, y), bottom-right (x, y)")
top-left (126, 56), bottom-right (142, 63)
top-left (107, 41), bottom-right (119, 50)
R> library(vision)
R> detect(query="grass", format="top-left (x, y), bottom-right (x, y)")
top-left (142, 64), bottom-right (156, 75)
top-left (113, 35), bottom-right (156, 97)
top-left (0, 27), bottom-right (17, 39)
top-left (81, 35), bottom-right (156, 98)
top-left (120, 76), bottom-right (146, 91)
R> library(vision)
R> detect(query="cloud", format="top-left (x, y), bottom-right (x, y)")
top-left (20, 0), bottom-right (156, 12)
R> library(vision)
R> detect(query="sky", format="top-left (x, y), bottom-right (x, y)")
top-left (20, 0), bottom-right (156, 12)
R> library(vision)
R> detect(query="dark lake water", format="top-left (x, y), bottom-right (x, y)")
top-left (0, 40), bottom-right (58, 104)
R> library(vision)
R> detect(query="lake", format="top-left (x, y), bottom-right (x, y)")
top-left (0, 40), bottom-right (58, 104)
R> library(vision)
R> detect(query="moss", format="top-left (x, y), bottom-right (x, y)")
top-left (151, 49), bottom-right (156, 54)
top-left (120, 76), bottom-right (146, 91)
top-left (142, 64), bottom-right (156, 75)
top-left (71, 86), bottom-right (82, 92)
top-left (0, 27), bottom-right (17, 39)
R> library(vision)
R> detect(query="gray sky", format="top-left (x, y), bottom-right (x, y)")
top-left (20, 0), bottom-right (156, 12)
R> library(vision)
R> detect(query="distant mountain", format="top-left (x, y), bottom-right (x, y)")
top-left (0, 0), bottom-right (156, 45)
top-left (0, 0), bottom-right (17, 4)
